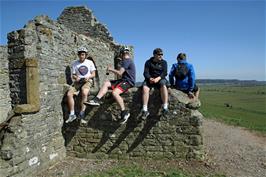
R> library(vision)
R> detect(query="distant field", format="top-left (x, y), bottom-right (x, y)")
top-left (199, 84), bottom-right (266, 133)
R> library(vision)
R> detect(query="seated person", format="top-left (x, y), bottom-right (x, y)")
top-left (86, 47), bottom-right (136, 125)
top-left (169, 53), bottom-right (199, 99)
top-left (65, 47), bottom-right (96, 123)
top-left (141, 48), bottom-right (169, 119)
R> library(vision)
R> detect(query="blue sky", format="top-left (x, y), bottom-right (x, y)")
top-left (1, 0), bottom-right (265, 81)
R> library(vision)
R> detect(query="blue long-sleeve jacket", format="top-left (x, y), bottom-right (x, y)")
top-left (169, 60), bottom-right (195, 92)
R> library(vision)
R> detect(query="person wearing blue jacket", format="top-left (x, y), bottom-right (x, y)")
top-left (169, 53), bottom-right (199, 99)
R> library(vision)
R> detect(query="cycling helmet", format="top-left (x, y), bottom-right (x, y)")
top-left (77, 46), bottom-right (88, 53)
top-left (120, 46), bottom-right (130, 54)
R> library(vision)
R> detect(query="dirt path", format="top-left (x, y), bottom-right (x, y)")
top-left (203, 119), bottom-right (266, 177)
top-left (37, 119), bottom-right (266, 177)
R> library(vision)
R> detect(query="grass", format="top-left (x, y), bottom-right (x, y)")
top-left (83, 164), bottom-right (225, 177)
top-left (199, 84), bottom-right (266, 133)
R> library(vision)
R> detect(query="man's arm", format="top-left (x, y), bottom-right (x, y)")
top-left (154, 60), bottom-right (167, 83)
top-left (108, 66), bottom-right (125, 76)
top-left (169, 64), bottom-right (176, 86)
top-left (143, 60), bottom-right (151, 80)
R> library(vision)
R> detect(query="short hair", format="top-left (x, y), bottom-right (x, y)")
top-left (153, 48), bottom-right (163, 55)
top-left (177, 53), bottom-right (186, 60)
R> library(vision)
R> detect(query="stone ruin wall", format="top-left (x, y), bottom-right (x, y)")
top-left (0, 6), bottom-right (203, 177)
top-left (0, 46), bottom-right (11, 123)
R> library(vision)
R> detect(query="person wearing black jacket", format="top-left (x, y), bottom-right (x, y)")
top-left (141, 48), bottom-right (169, 119)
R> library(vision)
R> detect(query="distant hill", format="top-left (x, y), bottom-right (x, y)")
top-left (135, 79), bottom-right (266, 87)
top-left (196, 79), bottom-right (266, 86)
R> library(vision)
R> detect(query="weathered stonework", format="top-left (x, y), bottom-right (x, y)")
top-left (0, 46), bottom-right (11, 124)
top-left (58, 6), bottom-right (113, 42)
top-left (63, 89), bottom-right (203, 160)
top-left (0, 6), bottom-right (203, 177)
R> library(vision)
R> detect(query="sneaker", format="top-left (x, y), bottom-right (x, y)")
top-left (141, 110), bottom-right (150, 120)
top-left (120, 111), bottom-right (130, 124)
top-left (80, 119), bottom-right (88, 124)
top-left (85, 98), bottom-right (100, 106)
top-left (162, 108), bottom-right (169, 117)
top-left (65, 114), bottom-right (77, 123)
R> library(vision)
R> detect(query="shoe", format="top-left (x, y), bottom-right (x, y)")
top-left (80, 119), bottom-right (88, 124)
top-left (85, 98), bottom-right (100, 106)
top-left (65, 114), bottom-right (77, 123)
top-left (120, 111), bottom-right (130, 124)
top-left (141, 110), bottom-right (150, 120)
top-left (162, 108), bottom-right (169, 117)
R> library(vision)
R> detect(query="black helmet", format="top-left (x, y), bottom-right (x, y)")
top-left (177, 53), bottom-right (186, 60)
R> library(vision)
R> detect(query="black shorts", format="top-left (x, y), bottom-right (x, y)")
top-left (181, 84), bottom-right (199, 94)
top-left (110, 79), bottom-right (132, 93)
top-left (142, 78), bottom-right (169, 89)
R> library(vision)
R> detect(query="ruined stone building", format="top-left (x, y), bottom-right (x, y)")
top-left (0, 6), bottom-right (203, 177)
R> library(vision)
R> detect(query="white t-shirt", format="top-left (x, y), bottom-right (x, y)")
top-left (72, 59), bottom-right (96, 78)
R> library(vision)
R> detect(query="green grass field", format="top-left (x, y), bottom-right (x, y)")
top-left (199, 84), bottom-right (266, 133)
top-left (83, 164), bottom-right (225, 177)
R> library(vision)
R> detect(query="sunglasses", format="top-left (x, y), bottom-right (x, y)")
top-left (157, 53), bottom-right (163, 56)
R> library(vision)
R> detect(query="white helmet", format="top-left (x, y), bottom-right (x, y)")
top-left (77, 46), bottom-right (88, 53)
top-left (120, 46), bottom-right (130, 53)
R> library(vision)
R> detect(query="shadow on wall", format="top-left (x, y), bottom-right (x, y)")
top-left (61, 87), bottom-right (163, 153)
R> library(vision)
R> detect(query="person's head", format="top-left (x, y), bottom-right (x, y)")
top-left (77, 46), bottom-right (88, 62)
top-left (177, 53), bottom-right (186, 61)
top-left (153, 48), bottom-right (163, 60)
top-left (120, 46), bottom-right (131, 59)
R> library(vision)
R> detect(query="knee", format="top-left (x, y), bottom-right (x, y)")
top-left (81, 89), bottom-right (89, 97)
top-left (112, 90), bottom-right (119, 97)
top-left (103, 80), bottom-right (110, 87)
top-left (67, 90), bottom-right (74, 97)
top-left (143, 86), bottom-right (150, 94)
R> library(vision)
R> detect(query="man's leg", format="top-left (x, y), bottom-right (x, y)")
top-left (80, 87), bottom-right (90, 112)
top-left (159, 79), bottom-right (169, 112)
top-left (112, 88), bottom-right (130, 124)
top-left (66, 89), bottom-right (77, 123)
top-left (67, 89), bottom-right (75, 114)
top-left (96, 80), bottom-right (111, 99)
top-left (160, 85), bottom-right (168, 105)
top-left (112, 88), bottom-right (125, 110)
top-left (142, 85), bottom-right (150, 111)
top-left (141, 85), bottom-right (150, 119)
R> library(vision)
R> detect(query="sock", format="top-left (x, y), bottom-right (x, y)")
top-left (163, 103), bottom-right (168, 110)
top-left (70, 110), bottom-right (75, 115)
top-left (143, 105), bottom-right (148, 112)
top-left (94, 96), bottom-right (101, 101)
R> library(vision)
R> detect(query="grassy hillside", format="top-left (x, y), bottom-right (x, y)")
top-left (199, 85), bottom-right (266, 133)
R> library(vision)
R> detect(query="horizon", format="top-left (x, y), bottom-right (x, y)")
top-left (1, 0), bottom-right (265, 81)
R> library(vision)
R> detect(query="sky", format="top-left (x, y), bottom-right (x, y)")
top-left (0, 0), bottom-right (265, 81)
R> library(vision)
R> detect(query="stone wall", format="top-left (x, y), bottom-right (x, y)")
top-left (0, 46), bottom-right (11, 124)
top-left (58, 6), bottom-right (113, 42)
top-left (0, 7), bottom-right (120, 177)
top-left (0, 5), bottom-right (204, 177)
top-left (64, 89), bottom-right (203, 160)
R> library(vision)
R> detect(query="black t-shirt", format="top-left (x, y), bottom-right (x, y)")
top-left (121, 58), bottom-right (136, 86)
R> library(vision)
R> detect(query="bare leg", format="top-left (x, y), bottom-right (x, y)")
top-left (142, 85), bottom-right (150, 106)
top-left (195, 87), bottom-right (200, 99)
top-left (81, 88), bottom-right (90, 112)
top-left (112, 88), bottom-right (125, 111)
top-left (67, 90), bottom-right (75, 113)
top-left (96, 80), bottom-right (111, 99)
top-left (160, 85), bottom-right (168, 104)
